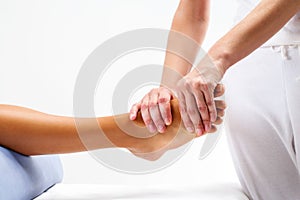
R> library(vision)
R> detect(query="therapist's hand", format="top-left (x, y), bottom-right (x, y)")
top-left (130, 82), bottom-right (225, 135)
top-left (175, 57), bottom-right (224, 136)
top-left (130, 86), bottom-right (174, 133)
top-left (130, 98), bottom-right (226, 161)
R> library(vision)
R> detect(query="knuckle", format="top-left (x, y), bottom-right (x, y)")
top-left (198, 106), bottom-right (207, 112)
top-left (149, 102), bottom-right (157, 109)
top-left (184, 79), bottom-right (192, 87)
top-left (200, 82), bottom-right (209, 91)
top-left (144, 119), bottom-right (152, 125)
top-left (202, 120), bottom-right (210, 124)
top-left (206, 100), bottom-right (214, 107)
top-left (131, 103), bottom-right (139, 109)
top-left (192, 81), bottom-right (201, 89)
top-left (209, 110), bottom-right (216, 116)
top-left (150, 88), bottom-right (158, 94)
top-left (158, 97), bottom-right (169, 103)
top-left (141, 104), bottom-right (148, 110)
top-left (163, 87), bottom-right (171, 94)
top-left (196, 123), bottom-right (204, 129)
top-left (183, 81), bottom-right (189, 88)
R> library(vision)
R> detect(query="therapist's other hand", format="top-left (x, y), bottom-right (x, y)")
top-left (175, 58), bottom-right (224, 136)
top-left (130, 87), bottom-right (174, 133)
top-left (130, 82), bottom-right (225, 134)
top-left (130, 98), bottom-right (226, 161)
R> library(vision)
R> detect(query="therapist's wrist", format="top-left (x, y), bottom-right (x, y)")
top-left (208, 46), bottom-right (232, 77)
top-left (189, 53), bottom-right (225, 83)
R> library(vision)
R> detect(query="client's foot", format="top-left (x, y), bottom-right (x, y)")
top-left (130, 85), bottom-right (226, 161)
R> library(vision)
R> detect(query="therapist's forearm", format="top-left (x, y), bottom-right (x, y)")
top-left (161, 0), bottom-right (210, 87)
top-left (208, 0), bottom-right (300, 73)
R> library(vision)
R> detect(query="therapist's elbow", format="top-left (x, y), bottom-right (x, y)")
top-left (177, 0), bottom-right (210, 23)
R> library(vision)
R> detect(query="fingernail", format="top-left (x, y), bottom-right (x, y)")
top-left (165, 119), bottom-right (171, 125)
top-left (187, 127), bottom-right (194, 133)
top-left (196, 129), bottom-right (203, 136)
top-left (205, 124), bottom-right (211, 132)
top-left (158, 125), bottom-right (165, 133)
top-left (211, 115), bottom-right (216, 122)
top-left (129, 114), bottom-right (134, 120)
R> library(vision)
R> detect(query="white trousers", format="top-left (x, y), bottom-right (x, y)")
top-left (223, 46), bottom-right (300, 200)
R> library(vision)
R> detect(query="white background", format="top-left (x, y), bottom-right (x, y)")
top-left (0, 0), bottom-right (239, 186)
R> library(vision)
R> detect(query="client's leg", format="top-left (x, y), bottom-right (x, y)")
top-left (0, 86), bottom-right (225, 159)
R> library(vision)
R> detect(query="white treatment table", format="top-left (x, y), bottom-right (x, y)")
top-left (36, 183), bottom-right (249, 200)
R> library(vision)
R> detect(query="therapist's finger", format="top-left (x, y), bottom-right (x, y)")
top-left (191, 82), bottom-right (211, 133)
top-left (149, 92), bottom-right (166, 133)
top-left (158, 90), bottom-right (172, 126)
top-left (141, 97), bottom-right (157, 133)
top-left (195, 125), bottom-right (217, 137)
top-left (177, 91), bottom-right (194, 134)
top-left (207, 125), bottom-right (217, 133)
top-left (217, 108), bottom-right (225, 118)
top-left (213, 116), bottom-right (223, 125)
top-left (215, 100), bottom-right (227, 110)
top-left (214, 84), bottom-right (225, 97)
top-left (184, 89), bottom-right (205, 136)
top-left (201, 83), bottom-right (217, 122)
top-left (129, 102), bottom-right (141, 120)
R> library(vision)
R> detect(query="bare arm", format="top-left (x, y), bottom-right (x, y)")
top-left (0, 104), bottom-right (175, 156)
top-left (0, 94), bottom-right (225, 158)
top-left (130, 0), bottom-right (211, 134)
top-left (208, 0), bottom-right (300, 73)
top-left (162, 0), bottom-right (210, 86)
top-left (162, 0), bottom-right (300, 136)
